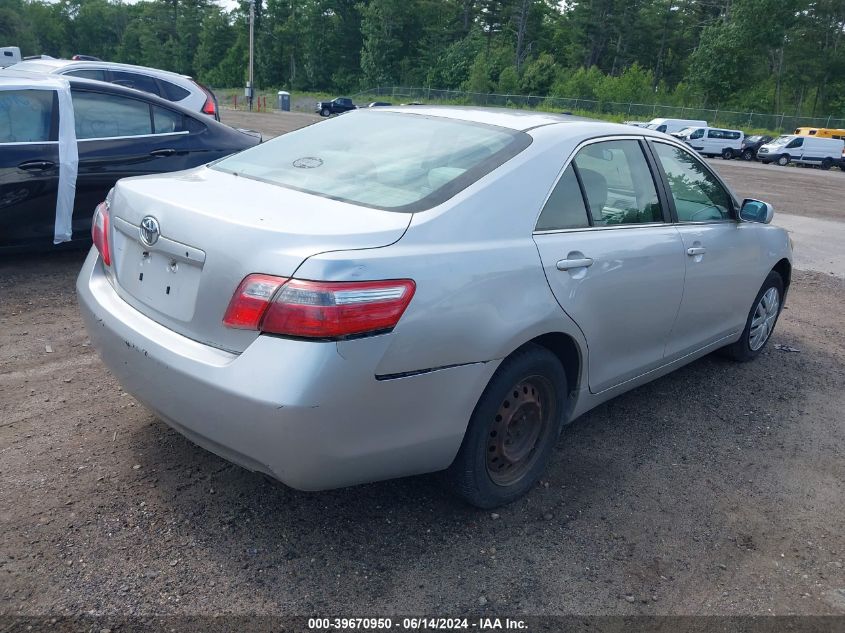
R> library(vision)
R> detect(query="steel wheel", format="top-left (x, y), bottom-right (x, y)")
top-left (749, 287), bottom-right (780, 351)
top-left (486, 375), bottom-right (554, 487)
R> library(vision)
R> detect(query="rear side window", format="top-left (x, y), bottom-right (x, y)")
top-left (212, 111), bottom-right (531, 212)
top-left (536, 165), bottom-right (590, 231)
top-left (152, 106), bottom-right (184, 133)
top-left (64, 69), bottom-right (107, 81)
top-left (72, 90), bottom-right (152, 139)
top-left (0, 89), bottom-right (55, 143)
top-left (110, 71), bottom-right (160, 96)
top-left (573, 140), bottom-right (662, 226)
top-left (159, 80), bottom-right (191, 101)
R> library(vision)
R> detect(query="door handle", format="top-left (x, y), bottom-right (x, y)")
top-left (686, 247), bottom-right (707, 256)
top-left (18, 160), bottom-right (56, 171)
top-left (150, 148), bottom-right (176, 157)
top-left (556, 257), bottom-right (594, 271)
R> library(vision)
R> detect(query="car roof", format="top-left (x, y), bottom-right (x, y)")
top-left (371, 105), bottom-right (670, 138)
top-left (6, 58), bottom-right (192, 80)
top-left (2, 69), bottom-right (194, 113)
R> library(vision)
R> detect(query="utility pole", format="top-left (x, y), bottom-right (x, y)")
top-left (248, 0), bottom-right (255, 111)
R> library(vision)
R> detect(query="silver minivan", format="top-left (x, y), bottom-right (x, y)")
top-left (78, 107), bottom-right (793, 507)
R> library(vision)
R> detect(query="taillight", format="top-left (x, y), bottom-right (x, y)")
top-left (91, 201), bottom-right (111, 266)
top-left (201, 96), bottom-right (216, 116)
top-left (223, 275), bottom-right (416, 340)
top-left (193, 80), bottom-right (217, 117)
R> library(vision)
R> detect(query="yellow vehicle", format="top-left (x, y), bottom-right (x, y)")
top-left (793, 127), bottom-right (845, 140)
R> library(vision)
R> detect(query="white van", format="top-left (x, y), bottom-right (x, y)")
top-left (645, 118), bottom-right (708, 134)
top-left (757, 135), bottom-right (845, 169)
top-left (1, 47), bottom-right (22, 68)
top-left (672, 126), bottom-right (745, 159)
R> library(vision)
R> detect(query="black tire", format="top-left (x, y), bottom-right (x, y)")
top-left (320, 107), bottom-right (331, 117)
top-left (741, 149), bottom-right (754, 161)
top-left (761, 160), bottom-right (771, 165)
top-left (776, 155), bottom-right (790, 166)
top-left (722, 271), bottom-right (784, 362)
top-left (445, 344), bottom-right (567, 508)
top-left (821, 158), bottom-right (833, 171)
top-left (722, 148), bottom-right (734, 159)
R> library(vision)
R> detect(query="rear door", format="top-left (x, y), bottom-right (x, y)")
top-left (533, 137), bottom-right (686, 393)
top-left (0, 88), bottom-right (60, 249)
top-left (648, 140), bottom-right (763, 358)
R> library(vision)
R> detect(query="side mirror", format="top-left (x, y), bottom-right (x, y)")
top-left (740, 198), bottom-right (774, 224)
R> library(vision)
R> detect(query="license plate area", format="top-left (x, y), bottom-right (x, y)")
top-left (112, 217), bottom-right (205, 322)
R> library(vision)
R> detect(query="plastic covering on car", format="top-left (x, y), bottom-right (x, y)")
top-left (2, 70), bottom-right (78, 243)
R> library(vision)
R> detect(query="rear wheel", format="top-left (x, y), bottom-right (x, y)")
top-left (821, 158), bottom-right (833, 170)
top-left (722, 148), bottom-right (734, 159)
top-left (445, 344), bottom-right (567, 508)
top-left (776, 155), bottom-right (790, 166)
top-left (722, 271), bottom-right (784, 362)
top-left (741, 149), bottom-right (754, 161)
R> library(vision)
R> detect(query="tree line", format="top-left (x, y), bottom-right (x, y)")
top-left (2, 0), bottom-right (844, 117)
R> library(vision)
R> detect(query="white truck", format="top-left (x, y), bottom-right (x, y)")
top-left (645, 118), bottom-right (708, 134)
top-left (1, 47), bottom-right (22, 68)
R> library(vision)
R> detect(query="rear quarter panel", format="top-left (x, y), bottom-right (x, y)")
top-left (295, 126), bottom-right (591, 380)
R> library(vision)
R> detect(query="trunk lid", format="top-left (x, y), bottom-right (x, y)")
top-left (107, 166), bottom-right (411, 353)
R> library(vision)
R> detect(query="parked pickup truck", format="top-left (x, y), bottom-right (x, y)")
top-left (315, 97), bottom-right (356, 117)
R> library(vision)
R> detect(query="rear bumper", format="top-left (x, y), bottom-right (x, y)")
top-left (77, 249), bottom-right (497, 490)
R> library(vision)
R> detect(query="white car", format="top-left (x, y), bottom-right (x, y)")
top-left (5, 58), bottom-right (220, 120)
top-left (673, 126), bottom-right (745, 159)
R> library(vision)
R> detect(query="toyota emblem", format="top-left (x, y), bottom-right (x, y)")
top-left (139, 216), bottom-right (160, 247)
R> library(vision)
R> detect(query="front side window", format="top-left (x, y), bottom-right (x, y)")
top-left (572, 140), bottom-right (662, 226)
top-left (0, 89), bottom-right (54, 143)
top-left (786, 137), bottom-right (803, 149)
top-left (652, 142), bottom-right (733, 222)
top-left (690, 128), bottom-right (704, 139)
top-left (212, 111), bottom-right (530, 212)
top-left (536, 165), bottom-right (590, 231)
top-left (72, 90), bottom-right (152, 139)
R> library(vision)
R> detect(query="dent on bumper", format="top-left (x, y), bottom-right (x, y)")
top-left (76, 249), bottom-right (497, 490)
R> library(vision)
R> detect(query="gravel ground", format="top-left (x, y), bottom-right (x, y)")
top-left (1, 110), bottom-right (844, 618)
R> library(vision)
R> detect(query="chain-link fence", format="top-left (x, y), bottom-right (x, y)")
top-left (353, 86), bottom-right (845, 133)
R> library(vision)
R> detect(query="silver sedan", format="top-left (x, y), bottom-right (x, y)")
top-left (77, 107), bottom-right (792, 507)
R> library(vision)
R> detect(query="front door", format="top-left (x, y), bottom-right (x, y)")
top-left (0, 88), bottom-right (60, 249)
top-left (533, 138), bottom-right (686, 393)
top-left (649, 140), bottom-right (764, 358)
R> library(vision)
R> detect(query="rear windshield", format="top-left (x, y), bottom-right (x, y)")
top-left (211, 111), bottom-right (531, 212)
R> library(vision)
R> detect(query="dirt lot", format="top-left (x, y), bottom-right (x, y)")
top-left (1, 110), bottom-right (844, 619)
